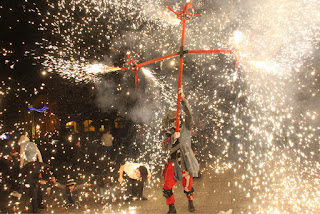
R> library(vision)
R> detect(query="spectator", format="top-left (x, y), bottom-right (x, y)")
top-left (73, 140), bottom-right (85, 173)
top-left (20, 162), bottom-right (55, 213)
top-left (2, 149), bottom-right (20, 197)
top-left (13, 135), bottom-right (43, 199)
top-left (97, 174), bottom-right (116, 204)
top-left (118, 163), bottom-right (151, 201)
top-left (18, 135), bottom-right (43, 169)
top-left (100, 130), bottom-right (114, 159)
top-left (52, 178), bottom-right (91, 208)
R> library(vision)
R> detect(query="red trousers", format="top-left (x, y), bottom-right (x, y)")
top-left (163, 161), bottom-right (194, 205)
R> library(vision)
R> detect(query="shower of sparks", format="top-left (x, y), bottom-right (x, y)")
top-left (0, 0), bottom-right (320, 213)
top-left (38, 0), bottom-right (183, 83)
top-left (84, 64), bottom-right (121, 74)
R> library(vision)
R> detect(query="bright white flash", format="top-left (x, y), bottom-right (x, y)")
top-left (233, 31), bottom-right (243, 44)
top-left (142, 68), bottom-right (158, 85)
top-left (85, 64), bottom-right (121, 74)
top-left (250, 60), bottom-right (281, 75)
top-left (84, 64), bottom-right (105, 74)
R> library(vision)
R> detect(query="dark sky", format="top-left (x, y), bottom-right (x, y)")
top-left (0, 0), bottom-right (48, 85)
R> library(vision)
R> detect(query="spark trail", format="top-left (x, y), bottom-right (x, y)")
top-left (42, 0), bottom-right (320, 212)
top-left (1, 0), bottom-right (319, 213)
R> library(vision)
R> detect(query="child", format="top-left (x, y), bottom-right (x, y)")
top-left (52, 178), bottom-right (91, 208)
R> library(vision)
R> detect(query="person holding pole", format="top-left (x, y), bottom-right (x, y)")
top-left (162, 87), bottom-right (199, 214)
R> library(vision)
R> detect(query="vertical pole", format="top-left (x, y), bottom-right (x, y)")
top-left (175, 17), bottom-right (187, 132)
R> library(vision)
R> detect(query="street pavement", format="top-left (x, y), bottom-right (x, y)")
top-left (0, 168), bottom-right (251, 214)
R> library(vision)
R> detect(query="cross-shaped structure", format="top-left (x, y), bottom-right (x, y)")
top-left (114, 0), bottom-right (238, 132)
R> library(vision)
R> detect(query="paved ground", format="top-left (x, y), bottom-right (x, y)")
top-left (0, 166), bottom-right (252, 214)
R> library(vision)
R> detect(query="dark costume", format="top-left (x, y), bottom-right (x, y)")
top-left (127, 176), bottom-right (144, 199)
top-left (3, 149), bottom-right (20, 192)
top-left (20, 162), bottom-right (53, 213)
top-left (162, 96), bottom-right (199, 212)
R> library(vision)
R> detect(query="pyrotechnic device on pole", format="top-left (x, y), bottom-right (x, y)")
top-left (117, 0), bottom-right (239, 132)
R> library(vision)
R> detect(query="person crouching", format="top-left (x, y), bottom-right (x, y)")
top-left (52, 178), bottom-right (91, 208)
top-left (118, 163), bottom-right (151, 201)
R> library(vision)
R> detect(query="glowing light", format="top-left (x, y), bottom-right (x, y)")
top-left (0, 134), bottom-right (8, 140)
top-left (141, 68), bottom-right (158, 85)
top-left (249, 60), bottom-right (281, 75)
top-left (233, 30), bottom-right (243, 44)
top-left (28, 106), bottom-right (49, 113)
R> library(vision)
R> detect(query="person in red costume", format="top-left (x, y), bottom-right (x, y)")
top-left (162, 87), bottom-right (199, 214)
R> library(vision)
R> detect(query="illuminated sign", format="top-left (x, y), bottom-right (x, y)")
top-left (28, 106), bottom-right (49, 113)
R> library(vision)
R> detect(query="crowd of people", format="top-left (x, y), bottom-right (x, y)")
top-left (1, 133), bottom-right (151, 212)
top-left (0, 87), bottom-right (201, 214)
